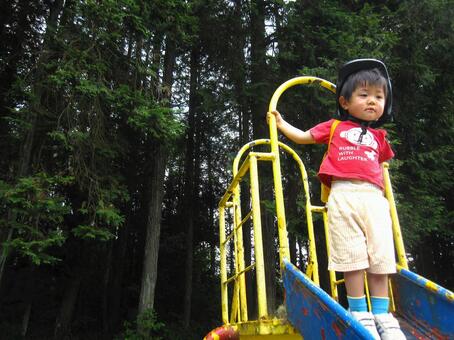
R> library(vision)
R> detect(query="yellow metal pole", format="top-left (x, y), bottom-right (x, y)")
top-left (249, 155), bottom-right (268, 319)
top-left (268, 77), bottom-right (336, 272)
top-left (230, 281), bottom-right (239, 323)
top-left (322, 210), bottom-right (338, 300)
top-left (231, 204), bottom-right (241, 323)
top-left (383, 163), bottom-right (408, 269)
top-left (305, 205), bottom-right (319, 285)
top-left (365, 272), bottom-right (371, 311)
top-left (233, 193), bottom-right (248, 322)
top-left (219, 206), bottom-right (229, 323)
top-left (268, 113), bottom-right (291, 268)
top-left (388, 278), bottom-right (396, 312)
top-left (232, 145), bottom-right (266, 323)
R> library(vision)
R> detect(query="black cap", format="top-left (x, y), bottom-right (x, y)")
top-left (336, 59), bottom-right (393, 127)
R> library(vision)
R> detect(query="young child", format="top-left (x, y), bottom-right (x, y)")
top-left (267, 59), bottom-right (406, 340)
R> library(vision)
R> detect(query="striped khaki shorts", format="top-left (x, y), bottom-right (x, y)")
top-left (326, 180), bottom-right (396, 274)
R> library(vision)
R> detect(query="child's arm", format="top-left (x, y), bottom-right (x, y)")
top-left (267, 110), bottom-right (315, 144)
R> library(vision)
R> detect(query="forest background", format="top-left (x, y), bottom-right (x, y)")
top-left (0, 0), bottom-right (453, 339)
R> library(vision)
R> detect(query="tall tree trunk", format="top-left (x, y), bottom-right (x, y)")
top-left (138, 142), bottom-right (168, 314)
top-left (54, 239), bottom-right (86, 339)
top-left (230, 0), bottom-right (256, 317)
top-left (250, 0), bottom-right (277, 315)
top-left (206, 148), bottom-right (218, 276)
top-left (106, 216), bottom-right (130, 334)
top-left (250, 0), bottom-right (268, 141)
top-left (183, 46), bottom-right (200, 328)
top-left (0, 1), bottom-right (66, 326)
top-left (137, 35), bottom-right (175, 320)
top-left (54, 274), bottom-right (82, 339)
top-left (102, 240), bottom-right (114, 334)
top-left (21, 302), bottom-right (32, 337)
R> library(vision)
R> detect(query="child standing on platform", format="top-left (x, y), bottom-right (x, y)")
top-left (267, 59), bottom-right (406, 340)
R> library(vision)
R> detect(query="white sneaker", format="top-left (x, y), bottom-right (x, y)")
top-left (351, 311), bottom-right (380, 339)
top-left (374, 313), bottom-right (406, 340)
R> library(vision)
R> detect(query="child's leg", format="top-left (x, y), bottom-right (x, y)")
top-left (344, 270), bottom-right (367, 312)
top-left (345, 270), bottom-right (380, 339)
top-left (368, 273), bottom-right (390, 314)
top-left (368, 272), bottom-right (388, 296)
top-left (344, 269), bottom-right (365, 297)
top-left (368, 273), bottom-right (407, 339)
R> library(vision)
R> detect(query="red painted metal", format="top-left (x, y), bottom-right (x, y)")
top-left (204, 326), bottom-right (239, 340)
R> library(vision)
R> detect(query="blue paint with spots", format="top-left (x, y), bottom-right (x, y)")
top-left (283, 260), bottom-right (375, 339)
top-left (283, 259), bottom-right (454, 339)
top-left (392, 268), bottom-right (454, 339)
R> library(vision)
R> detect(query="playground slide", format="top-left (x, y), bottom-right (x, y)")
top-left (283, 260), bottom-right (454, 340)
top-left (206, 75), bottom-right (454, 339)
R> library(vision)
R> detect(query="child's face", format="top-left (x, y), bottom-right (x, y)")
top-left (339, 84), bottom-right (386, 122)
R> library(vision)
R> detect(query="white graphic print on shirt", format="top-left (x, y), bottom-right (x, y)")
top-left (338, 127), bottom-right (378, 162)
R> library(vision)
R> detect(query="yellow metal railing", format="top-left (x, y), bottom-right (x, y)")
top-left (218, 76), bottom-right (408, 336)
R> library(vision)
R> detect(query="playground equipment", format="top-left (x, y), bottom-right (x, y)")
top-left (204, 77), bottom-right (454, 340)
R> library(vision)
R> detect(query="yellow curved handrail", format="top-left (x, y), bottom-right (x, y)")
top-left (266, 76), bottom-right (337, 272)
top-left (268, 76), bottom-right (336, 112)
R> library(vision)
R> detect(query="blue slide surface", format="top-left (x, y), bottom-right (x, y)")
top-left (282, 260), bottom-right (454, 340)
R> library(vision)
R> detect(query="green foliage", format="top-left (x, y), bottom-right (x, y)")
top-left (71, 184), bottom-right (128, 241)
top-left (117, 309), bottom-right (165, 340)
top-left (0, 173), bottom-right (72, 264)
top-left (128, 104), bottom-right (184, 142)
top-left (386, 0), bottom-right (454, 263)
top-left (6, 231), bottom-right (65, 265)
top-left (71, 225), bottom-right (114, 241)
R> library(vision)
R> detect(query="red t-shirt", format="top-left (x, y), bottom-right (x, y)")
top-left (310, 119), bottom-right (394, 190)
